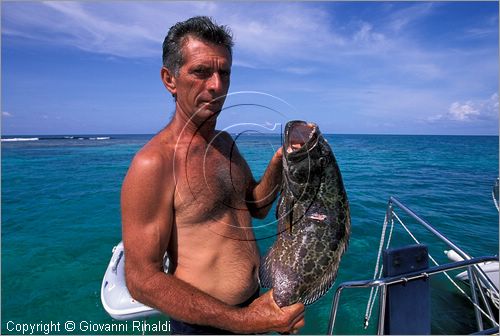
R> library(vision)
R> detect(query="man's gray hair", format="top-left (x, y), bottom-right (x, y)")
top-left (162, 16), bottom-right (234, 76)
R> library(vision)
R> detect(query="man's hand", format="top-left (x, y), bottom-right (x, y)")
top-left (238, 290), bottom-right (305, 334)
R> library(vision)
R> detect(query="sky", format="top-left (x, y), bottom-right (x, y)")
top-left (1, 1), bottom-right (498, 135)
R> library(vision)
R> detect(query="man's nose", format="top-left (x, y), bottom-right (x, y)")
top-left (207, 72), bottom-right (223, 92)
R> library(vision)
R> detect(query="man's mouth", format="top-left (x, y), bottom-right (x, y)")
top-left (198, 101), bottom-right (223, 115)
top-left (200, 99), bottom-right (222, 107)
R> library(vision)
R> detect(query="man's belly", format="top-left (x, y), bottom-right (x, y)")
top-left (172, 221), bottom-right (261, 305)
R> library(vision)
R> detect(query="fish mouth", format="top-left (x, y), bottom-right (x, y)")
top-left (284, 120), bottom-right (319, 158)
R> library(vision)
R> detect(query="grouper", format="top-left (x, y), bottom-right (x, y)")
top-left (259, 120), bottom-right (351, 307)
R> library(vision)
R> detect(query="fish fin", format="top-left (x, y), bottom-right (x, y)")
top-left (259, 252), bottom-right (274, 288)
top-left (300, 239), bottom-right (349, 306)
top-left (300, 265), bottom-right (339, 306)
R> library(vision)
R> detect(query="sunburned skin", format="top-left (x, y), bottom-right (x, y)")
top-left (122, 33), bottom-right (305, 334)
top-left (169, 130), bottom-right (260, 305)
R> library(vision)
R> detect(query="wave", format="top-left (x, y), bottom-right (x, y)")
top-left (1, 137), bottom-right (39, 142)
top-left (89, 137), bottom-right (111, 140)
top-left (2, 136), bottom-right (112, 142)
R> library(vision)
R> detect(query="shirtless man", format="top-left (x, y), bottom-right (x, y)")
top-left (121, 16), bottom-right (305, 334)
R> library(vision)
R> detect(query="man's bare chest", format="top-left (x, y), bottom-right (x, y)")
top-left (173, 139), bottom-right (252, 215)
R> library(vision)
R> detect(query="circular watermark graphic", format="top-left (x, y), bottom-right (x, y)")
top-left (172, 91), bottom-right (322, 241)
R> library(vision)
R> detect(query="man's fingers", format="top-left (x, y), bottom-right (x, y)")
top-left (282, 302), bottom-right (305, 316)
top-left (280, 302), bottom-right (305, 333)
top-left (292, 316), bottom-right (305, 330)
top-left (288, 312), bottom-right (305, 332)
top-left (276, 146), bottom-right (283, 157)
top-left (292, 311), bottom-right (305, 324)
top-left (254, 291), bottom-right (306, 334)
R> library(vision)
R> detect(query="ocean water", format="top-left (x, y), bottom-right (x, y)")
top-left (2, 134), bottom-right (498, 335)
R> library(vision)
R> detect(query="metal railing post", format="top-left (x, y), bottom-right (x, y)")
top-left (390, 197), bottom-right (498, 294)
top-left (377, 285), bottom-right (387, 335)
top-left (327, 286), bottom-right (344, 335)
top-left (468, 266), bottom-right (484, 331)
top-left (326, 256), bottom-right (498, 334)
top-left (471, 270), bottom-right (495, 326)
top-left (326, 195), bottom-right (499, 334)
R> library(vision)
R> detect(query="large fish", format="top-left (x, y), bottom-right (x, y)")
top-left (259, 120), bottom-right (351, 307)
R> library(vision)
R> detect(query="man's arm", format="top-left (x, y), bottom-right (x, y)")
top-left (246, 147), bottom-right (283, 219)
top-left (121, 148), bottom-right (303, 334)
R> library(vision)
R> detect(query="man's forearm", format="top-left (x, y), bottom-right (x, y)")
top-left (248, 149), bottom-right (283, 218)
top-left (128, 269), bottom-right (305, 334)
top-left (128, 271), bottom-right (248, 332)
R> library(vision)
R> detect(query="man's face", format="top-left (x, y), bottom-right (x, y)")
top-left (173, 36), bottom-right (232, 123)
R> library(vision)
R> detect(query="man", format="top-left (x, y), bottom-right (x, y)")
top-left (121, 16), bottom-right (305, 334)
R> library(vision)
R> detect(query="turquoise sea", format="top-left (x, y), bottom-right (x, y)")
top-left (2, 134), bottom-right (498, 335)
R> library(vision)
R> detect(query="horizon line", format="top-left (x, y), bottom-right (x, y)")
top-left (1, 132), bottom-right (499, 137)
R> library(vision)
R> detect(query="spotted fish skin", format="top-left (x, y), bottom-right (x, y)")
top-left (259, 120), bottom-right (350, 307)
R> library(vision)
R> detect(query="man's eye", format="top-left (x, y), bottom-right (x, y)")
top-left (220, 71), bottom-right (231, 79)
top-left (194, 68), bottom-right (210, 77)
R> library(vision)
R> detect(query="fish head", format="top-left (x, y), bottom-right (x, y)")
top-left (283, 120), bottom-right (329, 200)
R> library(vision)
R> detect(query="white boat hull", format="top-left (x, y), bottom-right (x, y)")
top-left (445, 250), bottom-right (499, 308)
top-left (101, 242), bottom-right (168, 320)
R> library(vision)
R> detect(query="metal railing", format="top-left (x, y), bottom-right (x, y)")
top-left (327, 197), bottom-right (499, 335)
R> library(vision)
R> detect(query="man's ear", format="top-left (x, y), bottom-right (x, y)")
top-left (161, 67), bottom-right (177, 97)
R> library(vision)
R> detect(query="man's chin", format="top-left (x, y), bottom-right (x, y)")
top-left (198, 105), bottom-right (222, 117)
top-left (190, 108), bottom-right (221, 125)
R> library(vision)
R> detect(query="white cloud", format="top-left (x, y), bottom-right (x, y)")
top-left (353, 23), bottom-right (385, 44)
top-left (429, 93), bottom-right (498, 122)
top-left (0, 2), bottom-right (414, 67)
top-left (448, 102), bottom-right (480, 121)
top-left (2, 2), bottom-right (497, 135)
top-left (225, 3), bottom-right (345, 66)
top-left (2, 2), bottom-right (200, 58)
top-left (2, 111), bottom-right (13, 117)
top-left (385, 2), bottom-right (435, 32)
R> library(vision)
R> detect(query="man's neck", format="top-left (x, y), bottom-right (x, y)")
top-left (170, 110), bottom-right (217, 141)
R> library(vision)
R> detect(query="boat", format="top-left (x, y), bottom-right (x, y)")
top-left (101, 194), bottom-right (499, 333)
top-left (100, 241), bottom-right (169, 320)
top-left (443, 179), bottom-right (500, 310)
top-left (327, 196), bottom-right (499, 335)
top-left (445, 249), bottom-right (499, 309)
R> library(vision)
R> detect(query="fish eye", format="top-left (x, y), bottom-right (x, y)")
top-left (291, 166), bottom-right (306, 181)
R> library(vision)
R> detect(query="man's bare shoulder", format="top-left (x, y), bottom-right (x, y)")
top-left (216, 130), bottom-right (233, 140)
top-left (215, 130), bottom-right (236, 147)
top-left (128, 133), bottom-right (177, 177)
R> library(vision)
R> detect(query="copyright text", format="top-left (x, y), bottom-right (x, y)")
top-left (5, 320), bottom-right (171, 334)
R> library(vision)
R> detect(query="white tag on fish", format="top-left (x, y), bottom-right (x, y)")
top-left (308, 213), bottom-right (327, 221)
